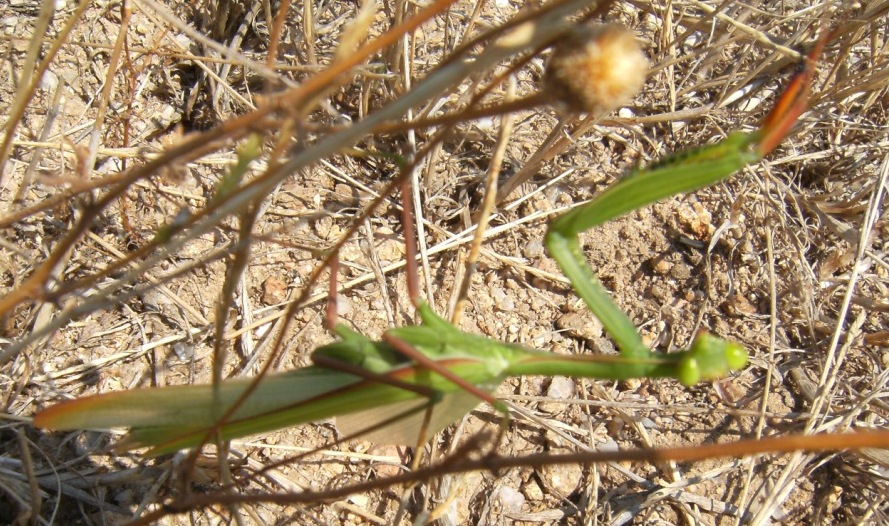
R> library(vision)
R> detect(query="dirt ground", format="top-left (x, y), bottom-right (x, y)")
top-left (1, 0), bottom-right (888, 524)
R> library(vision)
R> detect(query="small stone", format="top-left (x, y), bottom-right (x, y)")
top-left (453, 472), bottom-right (485, 524)
top-left (723, 294), bottom-right (758, 317)
top-left (539, 376), bottom-right (576, 413)
top-left (376, 238), bottom-right (405, 263)
top-left (676, 202), bottom-right (714, 240)
top-left (172, 342), bottom-right (194, 360)
top-left (254, 322), bottom-right (271, 338)
top-left (474, 116), bottom-right (495, 131)
top-left (540, 458), bottom-right (583, 497)
top-left (651, 255), bottom-right (672, 275)
top-left (606, 418), bottom-right (625, 436)
top-left (334, 183), bottom-right (357, 205)
top-left (669, 262), bottom-right (692, 280)
top-left (334, 295), bottom-right (353, 318)
top-left (496, 485), bottom-right (525, 513)
top-left (618, 107), bottom-right (635, 119)
top-left (38, 70), bottom-right (58, 91)
top-left (313, 216), bottom-right (341, 240)
top-left (348, 494), bottom-right (368, 507)
top-left (547, 376), bottom-right (576, 399)
top-left (522, 479), bottom-right (544, 501)
top-left (622, 377), bottom-right (642, 391)
top-left (649, 283), bottom-right (669, 301)
top-left (369, 444), bottom-right (404, 478)
top-left (261, 276), bottom-right (288, 305)
top-left (492, 287), bottom-right (515, 311)
top-left (599, 438), bottom-right (619, 452)
top-left (523, 240), bottom-right (545, 259)
top-left (114, 489), bottom-right (134, 507)
top-left (684, 32), bottom-right (702, 47)
top-left (556, 312), bottom-right (603, 341)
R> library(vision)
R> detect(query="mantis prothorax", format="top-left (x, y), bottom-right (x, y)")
top-left (33, 29), bottom-right (825, 457)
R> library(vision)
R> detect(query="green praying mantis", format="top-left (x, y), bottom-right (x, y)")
top-left (33, 29), bottom-right (826, 458)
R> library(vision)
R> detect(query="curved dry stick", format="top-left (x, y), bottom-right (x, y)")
top-left (124, 430), bottom-right (889, 525)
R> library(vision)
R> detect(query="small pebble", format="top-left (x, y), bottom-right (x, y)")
top-left (172, 342), bottom-right (194, 360)
top-left (539, 377), bottom-right (575, 414)
top-left (670, 263), bottom-right (692, 280)
top-left (651, 255), bottom-right (672, 275)
top-left (556, 312), bottom-right (603, 341)
top-left (38, 70), bottom-right (58, 91)
top-left (599, 438), bottom-right (619, 452)
top-left (723, 294), bottom-right (757, 317)
top-left (523, 240), bottom-right (545, 259)
top-left (546, 376), bottom-right (576, 400)
top-left (262, 276), bottom-right (288, 305)
top-left (522, 479), bottom-right (544, 501)
top-left (618, 107), bottom-right (635, 118)
top-left (496, 485), bottom-right (525, 512)
top-left (540, 459), bottom-right (583, 497)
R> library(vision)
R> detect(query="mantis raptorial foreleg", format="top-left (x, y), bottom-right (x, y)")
top-left (540, 30), bottom-right (827, 385)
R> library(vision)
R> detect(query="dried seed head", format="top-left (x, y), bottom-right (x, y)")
top-left (545, 24), bottom-right (648, 114)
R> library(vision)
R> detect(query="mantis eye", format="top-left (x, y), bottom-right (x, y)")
top-left (677, 356), bottom-right (701, 387)
top-left (724, 342), bottom-right (749, 371)
top-left (681, 333), bottom-right (749, 386)
top-left (544, 24), bottom-right (648, 115)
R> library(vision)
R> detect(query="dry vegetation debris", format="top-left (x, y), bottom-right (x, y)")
top-left (0, 0), bottom-right (887, 524)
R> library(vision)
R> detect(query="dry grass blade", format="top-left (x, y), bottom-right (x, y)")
top-left (1, 0), bottom-right (887, 524)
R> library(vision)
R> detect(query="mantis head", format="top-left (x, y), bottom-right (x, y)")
top-left (677, 332), bottom-right (749, 387)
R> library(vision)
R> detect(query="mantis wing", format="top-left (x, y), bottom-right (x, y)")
top-left (336, 381), bottom-right (501, 445)
top-left (34, 356), bottom-right (505, 455)
top-left (33, 367), bottom-right (359, 431)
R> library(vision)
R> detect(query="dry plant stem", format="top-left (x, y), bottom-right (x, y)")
top-left (735, 228), bottom-right (782, 523)
top-left (265, 0), bottom-right (293, 80)
top-left (11, 58), bottom-right (67, 205)
top-left (374, 92), bottom-right (550, 136)
top-left (0, 0), bottom-right (465, 316)
top-left (496, 112), bottom-right (575, 202)
top-left (16, 428), bottom-right (41, 525)
top-left (214, 205), bottom-right (260, 384)
top-left (0, 0), bottom-right (89, 185)
top-left (136, 0), bottom-right (281, 83)
top-left (404, 46), bottom-right (436, 309)
top-left (452, 80), bottom-right (516, 325)
top-left (751, 149), bottom-right (889, 524)
top-left (303, 0), bottom-right (316, 65)
top-left (401, 175), bottom-right (420, 304)
top-left (148, 0), bottom-right (603, 459)
top-left (0, 0), bottom-right (486, 361)
top-left (209, 204), bottom-right (261, 492)
top-left (127, 431), bottom-right (889, 524)
top-left (87, 2), bottom-right (131, 176)
top-left (3, 0), bottom-right (588, 322)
